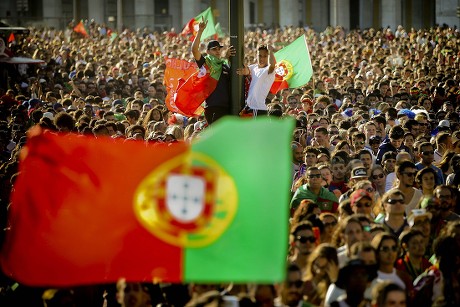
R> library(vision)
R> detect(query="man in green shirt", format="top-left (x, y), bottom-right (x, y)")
top-left (290, 166), bottom-right (339, 213)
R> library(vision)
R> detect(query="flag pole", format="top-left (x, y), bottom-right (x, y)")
top-left (229, 0), bottom-right (244, 116)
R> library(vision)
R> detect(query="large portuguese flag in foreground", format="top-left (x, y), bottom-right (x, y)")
top-left (0, 118), bottom-right (292, 286)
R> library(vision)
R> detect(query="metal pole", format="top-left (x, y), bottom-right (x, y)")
top-left (73, 0), bottom-right (78, 23)
top-left (229, 0), bottom-right (244, 116)
top-left (117, 0), bottom-right (123, 33)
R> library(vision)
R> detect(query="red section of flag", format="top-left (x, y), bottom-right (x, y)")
top-left (0, 127), bottom-right (186, 286)
top-left (7, 33), bottom-right (15, 43)
top-left (164, 57), bottom-right (198, 114)
top-left (270, 79), bottom-right (289, 94)
top-left (73, 21), bottom-right (88, 37)
top-left (173, 64), bottom-right (218, 117)
top-left (181, 18), bottom-right (196, 37)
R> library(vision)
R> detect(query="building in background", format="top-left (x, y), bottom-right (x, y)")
top-left (0, 0), bottom-right (458, 33)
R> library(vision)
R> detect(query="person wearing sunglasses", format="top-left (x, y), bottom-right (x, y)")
top-left (415, 141), bottom-right (444, 186)
top-left (290, 166), bottom-right (339, 214)
top-left (378, 189), bottom-right (410, 238)
top-left (371, 165), bottom-right (387, 197)
top-left (277, 263), bottom-right (304, 307)
top-left (289, 221), bottom-right (317, 273)
top-left (350, 189), bottom-right (374, 217)
top-left (371, 232), bottom-right (413, 292)
top-left (393, 160), bottom-right (423, 216)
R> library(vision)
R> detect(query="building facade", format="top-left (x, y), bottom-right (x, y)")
top-left (0, 0), bottom-right (458, 32)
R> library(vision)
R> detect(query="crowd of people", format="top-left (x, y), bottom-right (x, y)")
top-left (0, 18), bottom-right (460, 306)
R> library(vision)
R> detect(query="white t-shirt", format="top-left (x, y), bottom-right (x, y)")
top-left (246, 64), bottom-right (275, 110)
top-left (377, 269), bottom-right (406, 289)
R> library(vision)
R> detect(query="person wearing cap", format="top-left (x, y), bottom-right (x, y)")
top-left (350, 189), bottom-right (373, 217)
top-left (192, 19), bottom-right (235, 124)
top-left (376, 125), bottom-right (409, 166)
top-left (408, 207), bottom-right (433, 257)
top-left (290, 166), bottom-right (338, 213)
top-left (338, 165), bottom-right (369, 201)
top-left (236, 44), bottom-right (276, 116)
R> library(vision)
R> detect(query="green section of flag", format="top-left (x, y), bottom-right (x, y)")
top-left (185, 117), bottom-right (293, 283)
top-left (196, 7), bottom-right (217, 41)
top-left (274, 35), bottom-right (313, 88)
top-left (215, 22), bottom-right (225, 38)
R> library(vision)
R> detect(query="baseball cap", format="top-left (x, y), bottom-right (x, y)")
top-left (407, 209), bottom-right (432, 227)
top-left (207, 40), bottom-right (223, 50)
top-left (438, 119), bottom-right (450, 128)
top-left (351, 167), bottom-right (368, 179)
top-left (350, 189), bottom-right (372, 206)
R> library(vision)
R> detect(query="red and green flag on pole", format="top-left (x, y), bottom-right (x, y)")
top-left (181, 7), bottom-right (217, 41)
top-left (270, 35), bottom-right (313, 93)
top-left (172, 55), bottom-right (227, 117)
top-left (73, 20), bottom-right (89, 37)
top-left (0, 118), bottom-right (292, 286)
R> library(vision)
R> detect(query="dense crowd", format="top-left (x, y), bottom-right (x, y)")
top-left (0, 20), bottom-right (460, 306)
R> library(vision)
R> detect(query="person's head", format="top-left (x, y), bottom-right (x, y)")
top-left (415, 167), bottom-right (436, 193)
top-left (381, 151), bottom-right (397, 173)
top-left (433, 185), bottom-right (454, 213)
top-left (388, 126), bottom-right (405, 149)
top-left (381, 189), bottom-right (406, 217)
top-left (352, 132), bottom-right (366, 152)
top-left (313, 127), bottom-right (329, 147)
top-left (350, 241), bottom-right (377, 265)
top-left (304, 243), bottom-right (338, 282)
top-left (280, 263), bottom-right (303, 306)
top-left (318, 163), bottom-right (332, 185)
top-left (331, 156), bottom-right (346, 181)
top-left (399, 228), bottom-right (425, 258)
top-left (418, 142), bottom-right (434, 165)
top-left (359, 150), bottom-right (373, 171)
top-left (350, 166), bottom-right (369, 182)
top-left (253, 284), bottom-right (276, 307)
top-left (116, 278), bottom-right (151, 307)
top-left (304, 146), bottom-right (319, 167)
top-left (290, 221), bottom-right (316, 256)
top-left (395, 160), bottom-right (417, 188)
top-left (371, 232), bottom-right (399, 268)
top-left (369, 135), bottom-right (382, 153)
top-left (256, 45), bottom-right (270, 67)
top-left (206, 40), bottom-right (223, 58)
top-left (372, 281), bottom-right (407, 307)
top-left (342, 216), bottom-right (364, 249)
top-left (291, 142), bottom-right (304, 164)
top-left (371, 165), bottom-right (386, 187)
top-left (350, 189), bottom-right (373, 216)
top-left (408, 207), bottom-right (432, 238)
top-left (319, 212), bottom-right (338, 238)
top-left (306, 166), bottom-right (322, 190)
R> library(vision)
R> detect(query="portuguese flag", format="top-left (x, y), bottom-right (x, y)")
top-left (181, 7), bottom-right (217, 41)
top-left (173, 55), bottom-right (226, 117)
top-left (270, 35), bottom-right (313, 93)
top-left (0, 118), bottom-right (292, 286)
top-left (73, 20), bottom-right (89, 37)
top-left (164, 57), bottom-right (198, 114)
